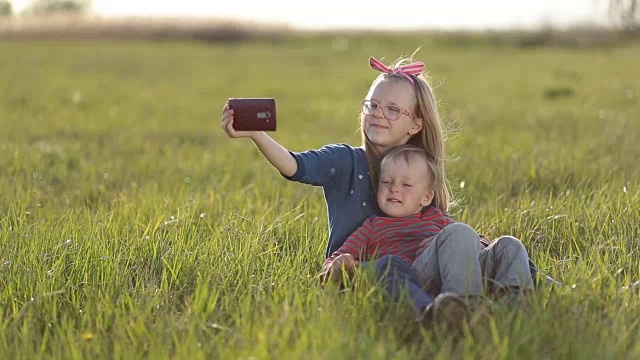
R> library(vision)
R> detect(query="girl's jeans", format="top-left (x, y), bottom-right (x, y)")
top-left (411, 222), bottom-right (535, 297)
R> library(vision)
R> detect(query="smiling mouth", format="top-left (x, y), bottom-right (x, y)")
top-left (387, 198), bottom-right (402, 203)
top-left (370, 123), bottom-right (388, 129)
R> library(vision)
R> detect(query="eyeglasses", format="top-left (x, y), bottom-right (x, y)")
top-left (361, 100), bottom-right (415, 121)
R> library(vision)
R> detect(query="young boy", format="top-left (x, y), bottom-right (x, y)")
top-left (321, 145), bottom-right (483, 331)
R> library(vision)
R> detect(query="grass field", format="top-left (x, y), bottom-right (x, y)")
top-left (1, 32), bottom-right (639, 359)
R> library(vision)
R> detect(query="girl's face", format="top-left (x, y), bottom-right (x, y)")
top-left (377, 157), bottom-right (434, 218)
top-left (361, 78), bottom-right (423, 154)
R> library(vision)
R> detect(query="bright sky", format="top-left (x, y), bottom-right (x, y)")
top-left (12, 0), bottom-right (610, 30)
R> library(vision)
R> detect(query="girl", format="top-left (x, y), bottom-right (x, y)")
top-left (219, 55), bottom-right (536, 298)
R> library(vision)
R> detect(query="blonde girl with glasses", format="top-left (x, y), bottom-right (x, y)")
top-left (220, 55), bottom-right (539, 307)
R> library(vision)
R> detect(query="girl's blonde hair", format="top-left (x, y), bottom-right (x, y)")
top-left (361, 55), bottom-right (450, 212)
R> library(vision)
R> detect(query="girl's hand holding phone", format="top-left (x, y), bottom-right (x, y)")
top-left (219, 98), bottom-right (298, 180)
top-left (220, 103), bottom-right (259, 139)
top-left (220, 98), bottom-right (276, 139)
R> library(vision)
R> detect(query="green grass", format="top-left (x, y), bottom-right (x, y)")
top-left (0, 34), bottom-right (639, 359)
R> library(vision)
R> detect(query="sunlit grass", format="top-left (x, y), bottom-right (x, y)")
top-left (0, 34), bottom-right (639, 358)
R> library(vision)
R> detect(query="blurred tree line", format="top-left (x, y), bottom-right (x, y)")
top-left (0, 0), bottom-right (637, 34)
top-left (0, 0), bottom-right (92, 17)
top-left (610, 0), bottom-right (639, 32)
top-left (0, 0), bottom-right (11, 16)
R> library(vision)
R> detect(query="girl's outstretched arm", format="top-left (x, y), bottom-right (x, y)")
top-left (249, 132), bottom-right (297, 177)
top-left (220, 103), bottom-right (297, 177)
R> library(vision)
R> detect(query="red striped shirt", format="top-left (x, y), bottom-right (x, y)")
top-left (323, 207), bottom-right (488, 270)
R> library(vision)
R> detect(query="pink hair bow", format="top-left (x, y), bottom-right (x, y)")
top-left (369, 57), bottom-right (425, 85)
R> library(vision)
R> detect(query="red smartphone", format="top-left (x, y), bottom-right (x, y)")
top-left (228, 98), bottom-right (277, 131)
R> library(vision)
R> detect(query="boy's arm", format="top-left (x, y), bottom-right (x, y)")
top-left (320, 218), bottom-right (374, 282)
top-left (323, 218), bottom-right (374, 270)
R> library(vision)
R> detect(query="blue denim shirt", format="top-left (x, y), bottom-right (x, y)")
top-left (284, 143), bottom-right (383, 258)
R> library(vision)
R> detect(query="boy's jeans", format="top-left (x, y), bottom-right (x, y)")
top-left (411, 222), bottom-right (535, 297)
top-left (367, 255), bottom-right (433, 317)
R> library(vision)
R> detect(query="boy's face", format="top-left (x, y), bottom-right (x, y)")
top-left (377, 157), bottom-right (434, 218)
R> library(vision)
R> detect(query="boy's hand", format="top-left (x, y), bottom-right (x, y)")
top-left (329, 254), bottom-right (358, 272)
top-left (320, 254), bottom-right (358, 286)
top-left (416, 236), bottom-right (436, 257)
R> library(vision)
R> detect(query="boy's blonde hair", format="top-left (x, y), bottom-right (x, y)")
top-left (361, 55), bottom-right (450, 212)
top-left (380, 146), bottom-right (439, 189)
